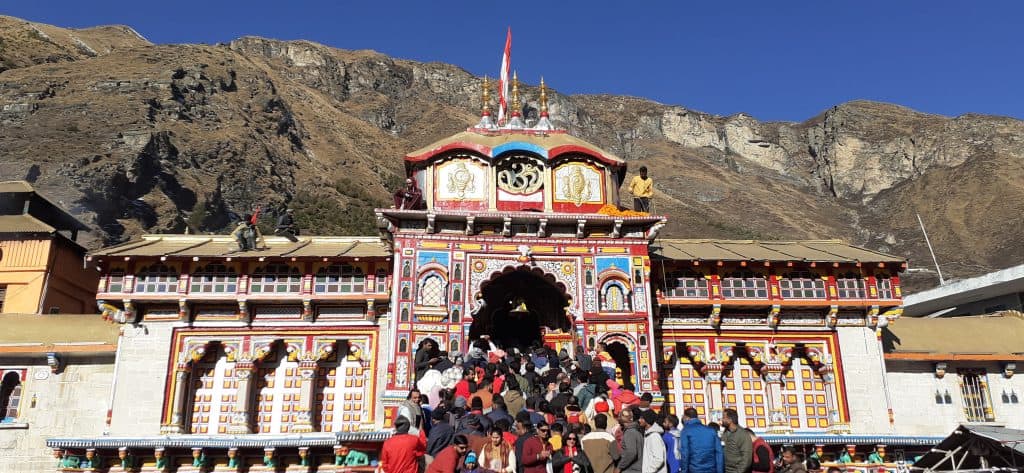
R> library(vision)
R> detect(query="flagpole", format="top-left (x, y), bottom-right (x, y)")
top-left (498, 27), bottom-right (511, 126)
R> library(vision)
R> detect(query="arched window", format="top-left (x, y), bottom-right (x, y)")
top-left (723, 358), bottom-right (768, 429)
top-left (135, 264), bottom-right (179, 293)
top-left (417, 272), bottom-right (447, 306)
top-left (402, 261), bottom-right (412, 278)
top-left (400, 306), bottom-right (410, 322)
top-left (779, 358), bottom-right (831, 430)
top-left (314, 346), bottom-right (369, 433)
top-left (1, 371), bottom-right (23, 423)
top-left (187, 346), bottom-right (236, 434)
top-left (255, 345), bottom-right (301, 434)
top-left (250, 264), bottom-right (301, 293)
top-left (666, 270), bottom-right (709, 298)
top-left (601, 280), bottom-right (630, 312)
top-left (106, 269), bottom-right (126, 293)
top-left (721, 271), bottom-right (767, 299)
top-left (450, 339), bottom-right (460, 353)
top-left (779, 271), bottom-right (826, 299)
top-left (314, 265), bottom-right (365, 294)
top-left (835, 272), bottom-right (866, 299)
top-left (375, 269), bottom-right (388, 293)
top-left (398, 338), bottom-right (408, 353)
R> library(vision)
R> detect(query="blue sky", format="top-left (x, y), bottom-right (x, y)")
top-left (6, 1), bottom-right (1022, 121)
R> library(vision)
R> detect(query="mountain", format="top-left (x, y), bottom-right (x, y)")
top-left (2, 15), bottom-right (1022, 293)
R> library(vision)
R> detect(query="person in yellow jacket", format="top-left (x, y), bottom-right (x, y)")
top-left (627, 166), bottom-right (653, 212)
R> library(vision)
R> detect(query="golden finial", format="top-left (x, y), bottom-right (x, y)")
top-left (481, 76), bottom-right (491, 116)
top-left (511, 71), bottom-right (521, 116)
top-left (539, 76), bottom-right (548, 116)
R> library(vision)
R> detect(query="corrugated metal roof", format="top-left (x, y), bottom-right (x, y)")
top-left (47, 432), bottom-right (391, 448)
top-left (653, 239), bottom-right (904, 264)
top-left (759, 434), bottom-right (944, 446)
top-left (0, 214), bottom-right (56, 233)
top-left (89, 235), bottom-right (390, 259)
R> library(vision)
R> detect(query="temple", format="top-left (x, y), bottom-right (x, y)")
top-left (27, 75), bottom-right (1022, 473)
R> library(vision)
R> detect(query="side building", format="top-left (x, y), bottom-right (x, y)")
top-left (0, 181), bottom-right (97, 314)
top-left (0, 181), bottom-right (113, 473)
top-left (884, 263), bottom-right (1024, 439)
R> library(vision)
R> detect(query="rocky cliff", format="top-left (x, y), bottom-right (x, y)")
top-left (2, 16), bottom-right (1021, 292)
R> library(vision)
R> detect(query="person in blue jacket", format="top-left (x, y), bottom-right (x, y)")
top-left (678, 407), bottom-right (724, 473)
top-left (661, 413), bottom-right (682, 473)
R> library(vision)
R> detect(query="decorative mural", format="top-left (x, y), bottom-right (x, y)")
top-left (435, 158), bottom-right (486, 202)
top-left (554, 162), bottom-right (603, 206)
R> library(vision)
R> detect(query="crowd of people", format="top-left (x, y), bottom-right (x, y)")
top-left (380, 337), bottom-right (829, 473)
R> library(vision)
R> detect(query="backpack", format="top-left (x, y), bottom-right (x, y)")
top-left (752, 437), bottom-right (775, 473)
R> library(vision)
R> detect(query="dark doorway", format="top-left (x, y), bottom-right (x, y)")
top-left (605, 341), bottom-right (635, 391)
top-left (469, 267), bottom-right (570, 352)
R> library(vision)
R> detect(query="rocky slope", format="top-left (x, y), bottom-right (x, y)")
top-left (1, 16), bottom-right (1022, 292)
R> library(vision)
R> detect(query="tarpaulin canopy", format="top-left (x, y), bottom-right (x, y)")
top-left (913, 425), bottom-right (1024, 472)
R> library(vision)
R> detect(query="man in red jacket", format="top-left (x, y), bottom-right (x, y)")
top-left (520, 421), bottom-right (553, 473)
top-left (427, 434), bottom-right (470, 473)
top-left (381, 417), bottom-right (426, 473)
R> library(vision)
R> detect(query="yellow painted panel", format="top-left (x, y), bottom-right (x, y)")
top-left (565, 247), bottom-right (591, 253)
top-left (419, 242), bottom-right (449, 249)
top-left (598, 247), bottom-right (627, 254)
top-left (458, 244), bottom-right (483, 250)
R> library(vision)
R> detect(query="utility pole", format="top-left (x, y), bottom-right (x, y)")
top-left (916, 213), bottom-right (946, 285)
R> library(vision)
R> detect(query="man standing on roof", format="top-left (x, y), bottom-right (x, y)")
top-left (627, 166), bottom-right (653, 213)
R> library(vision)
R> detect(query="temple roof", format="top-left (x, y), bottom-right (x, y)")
top-left (405, 130), bottom-right (625, 167)
top-left (882, 311), bottom-right (1024, 360)
top-left (652, 239), bottom-right (905, 264)
top-left (88, 234), bottom-right (390, 260)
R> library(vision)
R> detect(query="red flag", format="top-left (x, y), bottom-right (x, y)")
top-left (497, 27), bottom-right (511, 125)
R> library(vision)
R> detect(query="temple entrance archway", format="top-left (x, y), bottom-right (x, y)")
top-left (468, 267), bottom-right (571, 352)
top-left (600, 334), bottom-right (637, 391)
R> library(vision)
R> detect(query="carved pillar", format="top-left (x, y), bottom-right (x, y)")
top-left (764, 363), bottom-right (790, 433)
top-left (162, 368), bottom-right (192, 434)
top-left (822, 368), bottom-right (850, 433)
top-left (226, 360), bottom-right (255, 434)
top-left (291, 359), bottom-right (319, 433)
top-left (705, 364), bottom-right (725, 424)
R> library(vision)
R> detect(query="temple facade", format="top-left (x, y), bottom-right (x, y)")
top-left (27, 77), bottom-right (1024, 473)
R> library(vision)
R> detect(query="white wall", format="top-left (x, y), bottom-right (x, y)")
top-left (886, 360), bottom-right (1024, 436)
top-left (0, 360), bottom-right (114, 473)
top-left (109, 323), bottom-right (174, 436)
top-left (836, 326), bottom-right (892, 434)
